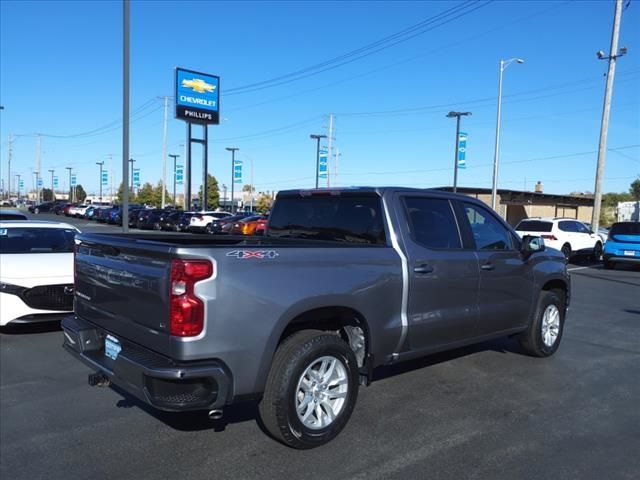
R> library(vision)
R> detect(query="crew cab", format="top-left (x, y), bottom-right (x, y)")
top-left (62, 188), bottom-right (570, 448)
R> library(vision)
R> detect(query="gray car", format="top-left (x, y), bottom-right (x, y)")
top-left (62, 187), bottom-right (570, 448)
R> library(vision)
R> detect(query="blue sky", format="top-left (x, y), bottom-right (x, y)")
top-left (1, 0), bottom-right (639, 198)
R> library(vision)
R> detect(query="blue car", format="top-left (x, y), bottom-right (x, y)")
top-left (603, 222), bottom-right (640, 270)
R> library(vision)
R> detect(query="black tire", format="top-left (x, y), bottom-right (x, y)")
top-left (561, 244), bottom-right (571, 263)
top-left (258, 330), bottom-right (359, 449)
top-left (593, 242), bottom-right (603, 262)
top-left (34, 208), bottom-right (39, 214)
top-left (205, 223), bottom-right (214, 234)
top-left (518, 290), bottom-right (565, 357)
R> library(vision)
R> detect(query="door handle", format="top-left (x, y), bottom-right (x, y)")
top-left (480, 263), bottom-right (495, 271)
top-left (414, 264), bottom-right (434, 274)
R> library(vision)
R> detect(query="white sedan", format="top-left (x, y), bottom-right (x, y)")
top-left (0, 221), bottom-right (79, 327)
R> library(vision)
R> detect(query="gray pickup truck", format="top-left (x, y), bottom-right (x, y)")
top-left (62, 187), bottom-right (570, 448)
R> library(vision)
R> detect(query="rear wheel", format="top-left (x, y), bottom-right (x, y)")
top-left (561, 244), bottom-right (571, 262)
top-left (205, 223), bottom-right (214, 234)
top-left (519, 290), bottom-right (565, 357)
top-left (593, 242), bottom-right (603, 262)
top-left (34, 207), bottom-right (39, 214)
top-left (259, 330), bottom-right (359, 449)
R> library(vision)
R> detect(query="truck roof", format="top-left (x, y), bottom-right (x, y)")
top-left (277, 186), bottom-right (474, 199)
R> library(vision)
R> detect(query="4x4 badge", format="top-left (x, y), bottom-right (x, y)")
top-left (226, 250), bottom-right (279, 259)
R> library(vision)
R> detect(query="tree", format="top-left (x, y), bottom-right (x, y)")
top-left (116, 182), bottom-right (137, 204)
top-left (41, 188), bottom-right (54, 201)
top-left (136, 182), bottom-right (156, 206)
top-left (198, 174), bottom-right (220, 210)
top-left (255, 192), bottom-right (273, 213)
top-left (630, 178), bottom-right (640, 200)
top-left (75, 185), bottom-right (87, 202)
top-left (153, 182), bottom-right (172, 206)
top-left (242, 184), bottom-right (255, 193)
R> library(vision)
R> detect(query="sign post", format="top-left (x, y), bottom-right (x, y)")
top-left (175, 67), bottom-right (220, 211)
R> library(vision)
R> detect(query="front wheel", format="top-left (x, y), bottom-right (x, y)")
top-left (258, 331), bottom-right (359, 449)
top-left (518, 290), bottom-right (565, 357)
top-left (34, 208), bottom-right (39, 214)
top-left (561, 244), bottom-right (571, 263)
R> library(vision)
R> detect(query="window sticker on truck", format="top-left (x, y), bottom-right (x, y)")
top-left (226, 250), bottom-right (279, 259)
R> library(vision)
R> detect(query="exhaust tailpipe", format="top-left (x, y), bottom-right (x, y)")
top-left (208, 409), bottom-right (223, 421)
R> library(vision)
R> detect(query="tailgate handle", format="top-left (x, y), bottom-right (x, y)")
top-left (480, 263), bottom-right (495, 271)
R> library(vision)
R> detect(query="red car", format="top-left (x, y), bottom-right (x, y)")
top-left (254, 217), bottom-right (268, 236)
top-left (230, 215), bottom-right (268, 235)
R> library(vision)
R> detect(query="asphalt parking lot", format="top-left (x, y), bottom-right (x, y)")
top-left (1, 218), bottom-right (639, 479)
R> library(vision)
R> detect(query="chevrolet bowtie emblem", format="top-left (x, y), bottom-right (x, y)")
top-left (181, 78), bottom-right (216, 94)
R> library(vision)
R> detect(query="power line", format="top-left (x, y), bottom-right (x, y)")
top-left (225, 1), bottom-right (493, 96)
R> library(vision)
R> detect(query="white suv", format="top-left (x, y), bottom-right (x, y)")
top-left (515, 217), bottom-right (603, 261)
top-left (189, 211), bottom-right (232, 233)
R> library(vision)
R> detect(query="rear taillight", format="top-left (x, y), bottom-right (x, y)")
top-left (541, 235), bottom-right (558, 241)
top-left (169, 259), bottom-right (214, 337)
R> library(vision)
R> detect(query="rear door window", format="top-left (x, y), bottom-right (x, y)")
top-left (403, 197), bottom-right (461, 249)
top-left (558, 221), bottom-right (577, 233)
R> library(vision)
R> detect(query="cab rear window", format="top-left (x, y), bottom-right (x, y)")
top-left (268, 195), bottom-right (386, 245)
top-left (0, 228), bottom-right (76, 253)
top-left (516, 220), bottom-right (553, 232)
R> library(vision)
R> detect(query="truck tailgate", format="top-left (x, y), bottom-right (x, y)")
top-left (74, 235), bottom-right (173, 355)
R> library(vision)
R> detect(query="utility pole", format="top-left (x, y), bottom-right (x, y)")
top-left (122, 0), bottom-right (131, 231)
top-left (310, 134), bottom-right (326, 189)
top-left (334, 148), bottom-right (341, 187)
top-left (446, 111), bottom-right (472, 193)
top-left (592, 0), bottom-right (626, 233)
top-left (36, 134), bottom-right (42, 204)
top-left (326, 114), bottom-right (334, 188)
top-left (96, 161), bottom-right (104, 202)
top-left (169, 154), bottom-right (179, 207)
top-left (6, 134), bottom-right (12, 200)
top-left (226, 147), bottom-right (239, 213)
top-left (161, 96), bottom-right (169, 208)
top-left (34, 171), bottom-right (40, 204)
top-left (66, 167), bottom-right (73, 202)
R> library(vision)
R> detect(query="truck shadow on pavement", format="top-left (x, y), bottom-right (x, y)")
top-left (0, 320), bottom-right (61, 335)
top-left (110, 336), bottom-right (520, 433)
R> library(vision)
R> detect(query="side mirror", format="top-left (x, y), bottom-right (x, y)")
top-left (521, 235), bottom-right (545, 258)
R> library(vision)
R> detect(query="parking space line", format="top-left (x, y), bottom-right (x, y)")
top-left (567, 265), bottom-right (602, 272)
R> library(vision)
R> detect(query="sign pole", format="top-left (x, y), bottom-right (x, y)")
top-left (186, 123), bottom-right (192, 210)
top-left (453, 115), bottom-right (460, 193)
top-left (203, 125), bottom-right (208, 212)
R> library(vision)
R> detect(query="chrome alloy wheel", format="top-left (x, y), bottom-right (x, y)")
top-left (541, 304), bottom-right (561, 347)
top-left (296, 355), bottom-right (349, 430)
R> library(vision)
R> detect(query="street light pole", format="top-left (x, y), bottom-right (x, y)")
top-left (96, 161), bottom-right (104, 202)
top-left (169, 154), bottom-right (179, 207)
top-left (15, 174), bottom-right (21, 202)
top-left (129, 158), bottom-right (136, 190)
top-left (48, 169), bottom-right (55, 199)
top-left (66, 167), bottom-right (73, 202)
top-left (446, 111), bottom-right (471, 193)
top-left (226, 147), bottom-right (239, 213)
top-left (310, 134), bottom-right (327, 189)
top-left (491, 58), bottom-right (524, 211)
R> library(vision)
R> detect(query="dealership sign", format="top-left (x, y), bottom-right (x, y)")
top-left (175, 68), bottom-right (220, 124)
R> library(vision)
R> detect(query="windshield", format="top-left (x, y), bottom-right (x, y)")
top-left (0, 227), bottom-right (77, 254)
top-left (268, 195), bottom-right (386, 245)
top-left (515, 220), bottom-right (553, 232)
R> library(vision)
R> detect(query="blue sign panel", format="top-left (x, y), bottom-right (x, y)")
top-left (175, 68), bottom-right (220, 124)
top-left (233, 160), bottom-right (243, 184)
top-left (457, 132), bottom-right (468, 169)
top-left (70, 175), bottom-right (77, 187)
top-left (133, 169), bottom-right (141, 187)
top-left (19, 180), bottom-right (25, 190)
top-left (175, 165), bottom-right (184, 185)
top-left (318, 148), bottom-right (328, 179)
top-left (53, 176), bottom-right (59, 189)
top-left (101, 171), bottom-right (109, 186)
top-left (37, 178), bottom-right (43, 188)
